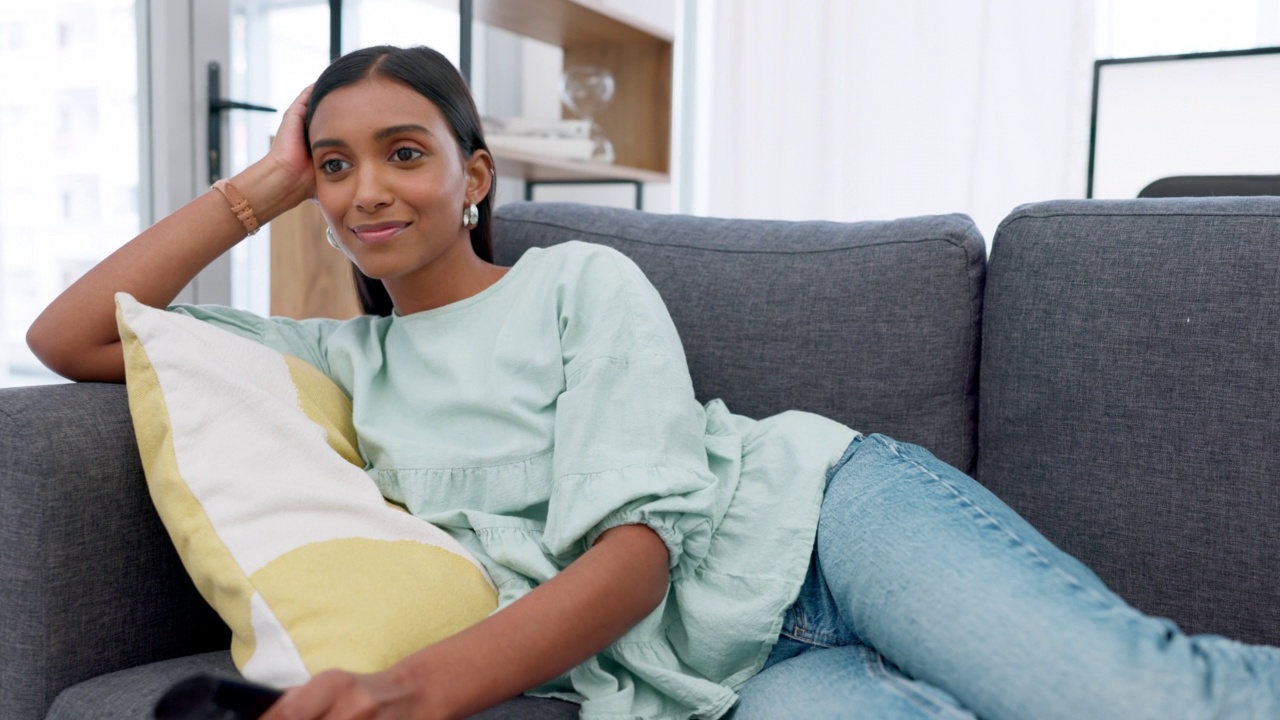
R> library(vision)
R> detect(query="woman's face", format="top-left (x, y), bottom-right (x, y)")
top-left (307, 77), bottom-right (489, 287)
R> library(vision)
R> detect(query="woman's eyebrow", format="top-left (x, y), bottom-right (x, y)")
top-left (310, 124), bottom-right (433, 152)
top-left (375, 123), bottom-right (432, 140)
top-left (311, 137), bottom-right (347, 151)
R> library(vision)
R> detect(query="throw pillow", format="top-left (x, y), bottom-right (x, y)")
top-left (115, 293), bottom-right (497, 688)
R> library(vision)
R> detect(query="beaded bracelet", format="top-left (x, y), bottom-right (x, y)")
top-left (211, 179), bottom-right (260, 236)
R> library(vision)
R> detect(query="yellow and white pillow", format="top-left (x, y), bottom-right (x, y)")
top-left (115, 293), bottom-right (497, 688)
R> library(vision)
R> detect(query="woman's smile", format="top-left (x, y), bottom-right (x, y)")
top-left (352, 221), bottom-right (410, 244)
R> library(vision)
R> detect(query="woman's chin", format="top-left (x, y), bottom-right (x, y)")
top-left (349, 261), bottom-right (395, 281)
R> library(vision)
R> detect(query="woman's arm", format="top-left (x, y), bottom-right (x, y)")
top-left (263, 523), bottom-right (672, 720)
top-left (25, 87), bottom-right (317, 383)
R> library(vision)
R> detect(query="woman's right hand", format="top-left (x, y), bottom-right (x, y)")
top-left (26, 83), bottom-right (323, 383)
top-left (264, 84), bottom-right (318, 204)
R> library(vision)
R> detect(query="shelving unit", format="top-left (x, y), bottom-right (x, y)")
top-left (466, 0), bottom-right (673, 184)
top-left (488, 145), bottom-right (669, 183)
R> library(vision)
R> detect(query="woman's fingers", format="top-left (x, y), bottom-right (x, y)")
top-left (260, 675), bottom-right (335, 720)
top-left (269, 84), bottom-right (318, 188)
top-left (260, 669), bottom-right (417, 720)
top-left (278, 84), bottom-right (315, 140)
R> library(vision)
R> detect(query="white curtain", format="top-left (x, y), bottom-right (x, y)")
top-left (694, 0), bottom-right (1097, 246)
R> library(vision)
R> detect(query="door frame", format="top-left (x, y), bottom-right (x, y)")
top-left (138, 0), bottom-right (232, 305)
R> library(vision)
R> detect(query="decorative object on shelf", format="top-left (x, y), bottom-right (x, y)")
top-left (484, 116), bottom-right (596, 161)
top-left (459, 0), bottom-right (673, 183)
top-left (560, 65), bottom-right (616, 164)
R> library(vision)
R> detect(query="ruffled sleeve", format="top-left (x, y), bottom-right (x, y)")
top-left (541, 245), bottom-right (721, 574)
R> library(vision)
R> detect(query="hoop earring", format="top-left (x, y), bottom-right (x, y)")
top-left (462, 203), bottom-right (479, 229)
top-left (326, 227), bottom-right (341, 250)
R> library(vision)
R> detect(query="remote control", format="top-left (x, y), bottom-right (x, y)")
top-left (154, 673), bottom-right (283, 720)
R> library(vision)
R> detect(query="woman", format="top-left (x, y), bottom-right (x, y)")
top-left (27, 45), bottom-right (1280, 720)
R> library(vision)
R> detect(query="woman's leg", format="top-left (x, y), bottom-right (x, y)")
top-left (734, 554), bottom-right (977, 720)
top-left (732, 639), bottom-right (977, 720)
top-left (817, 434), bottom-right (1280, 720)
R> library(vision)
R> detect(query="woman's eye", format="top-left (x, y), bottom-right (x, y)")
top-left (392, 147), bottom-right (423, 162)
top-left (321, 159), bottom-right (350, 174)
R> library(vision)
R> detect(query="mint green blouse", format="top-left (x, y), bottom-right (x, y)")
top-left (173, 241), bottom-right (856, 719)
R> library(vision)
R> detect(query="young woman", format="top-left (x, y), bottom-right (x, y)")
top-left (27, 45), bottom-right (1280, 720)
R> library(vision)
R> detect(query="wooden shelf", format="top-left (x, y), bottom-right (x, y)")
top-left (491, 147), bottom-right (669, 183)
top-left (473, 0), bottom-right (672, 47)
top-left (471, 0), bottom-right (673, 182)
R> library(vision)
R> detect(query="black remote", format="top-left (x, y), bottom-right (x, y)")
top-left (154, 674), bottom-right (283, 720)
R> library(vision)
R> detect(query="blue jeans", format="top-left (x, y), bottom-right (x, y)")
top-left (731, 434), bottom-right (1280, 719)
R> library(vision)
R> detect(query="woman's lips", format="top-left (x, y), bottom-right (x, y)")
top-left (352, 222), bottom-right (409, 243)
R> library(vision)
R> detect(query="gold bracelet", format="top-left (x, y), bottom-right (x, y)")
top-left (211, 178), bottom-right (260, 236)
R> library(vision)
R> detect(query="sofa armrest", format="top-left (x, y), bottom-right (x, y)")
top-left (0, 383), bottom-right (227, 720)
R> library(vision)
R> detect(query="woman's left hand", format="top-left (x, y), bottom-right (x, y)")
top-left (261, 668), bottom-right (426, 720)
top-left (258, 524), bottom-right (669, 720)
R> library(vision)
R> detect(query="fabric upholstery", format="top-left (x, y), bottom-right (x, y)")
top-left (978, 197), bottom-right (1280, 646)
top-left (493, 202), bottom-right (987, 474)
top-left (46, 651), bottom-right (579, 720)
top-left (0, 383), bottom-right (228, 720)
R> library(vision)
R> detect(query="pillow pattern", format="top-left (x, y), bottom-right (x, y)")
top-left (115, 293), bottom-right (497, 688)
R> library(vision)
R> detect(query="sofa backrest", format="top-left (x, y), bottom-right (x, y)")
top-left (979, 197), bottom-right (1280, 646)
top-left (493, 202), bottom-right (986, 473)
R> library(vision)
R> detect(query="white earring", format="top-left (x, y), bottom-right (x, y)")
top-left (326, 227), bottom-right (341, 250)
top-left (463, 203), bottom-right (479, 229)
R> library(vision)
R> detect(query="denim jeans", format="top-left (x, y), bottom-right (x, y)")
top-left (731, 434), bottom-right (1280, 720)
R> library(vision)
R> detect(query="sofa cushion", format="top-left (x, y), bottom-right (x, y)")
top-left (114, 294), bottom-right (498, 688)
top-left (978, 197), bottom-right (1280, 646)
top-left (493, 202), bottom-right (986, 473)
top-left (46, 651), bottom-right (579, 720)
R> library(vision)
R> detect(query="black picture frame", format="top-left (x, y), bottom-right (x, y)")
top-left (1086, 45), bottom-right (1280, 198)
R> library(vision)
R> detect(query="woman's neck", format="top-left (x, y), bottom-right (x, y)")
top-left (382, 242), bottom-right (509, 315)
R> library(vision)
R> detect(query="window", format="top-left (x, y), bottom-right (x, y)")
top-left (0, 0), bottom-right (139, 387)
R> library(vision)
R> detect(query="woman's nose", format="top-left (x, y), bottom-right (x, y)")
top-left (353, 166), bottom-right (392, 212)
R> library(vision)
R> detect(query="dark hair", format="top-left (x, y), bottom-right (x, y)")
top-left (305, 45), bottom-right (495, 316)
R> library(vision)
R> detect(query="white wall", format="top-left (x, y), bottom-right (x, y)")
top-left (693, 0), bottom-right (1098, 246)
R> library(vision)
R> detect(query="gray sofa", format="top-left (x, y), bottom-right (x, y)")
top-left (2, 198), bottom-right (1277, 719)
